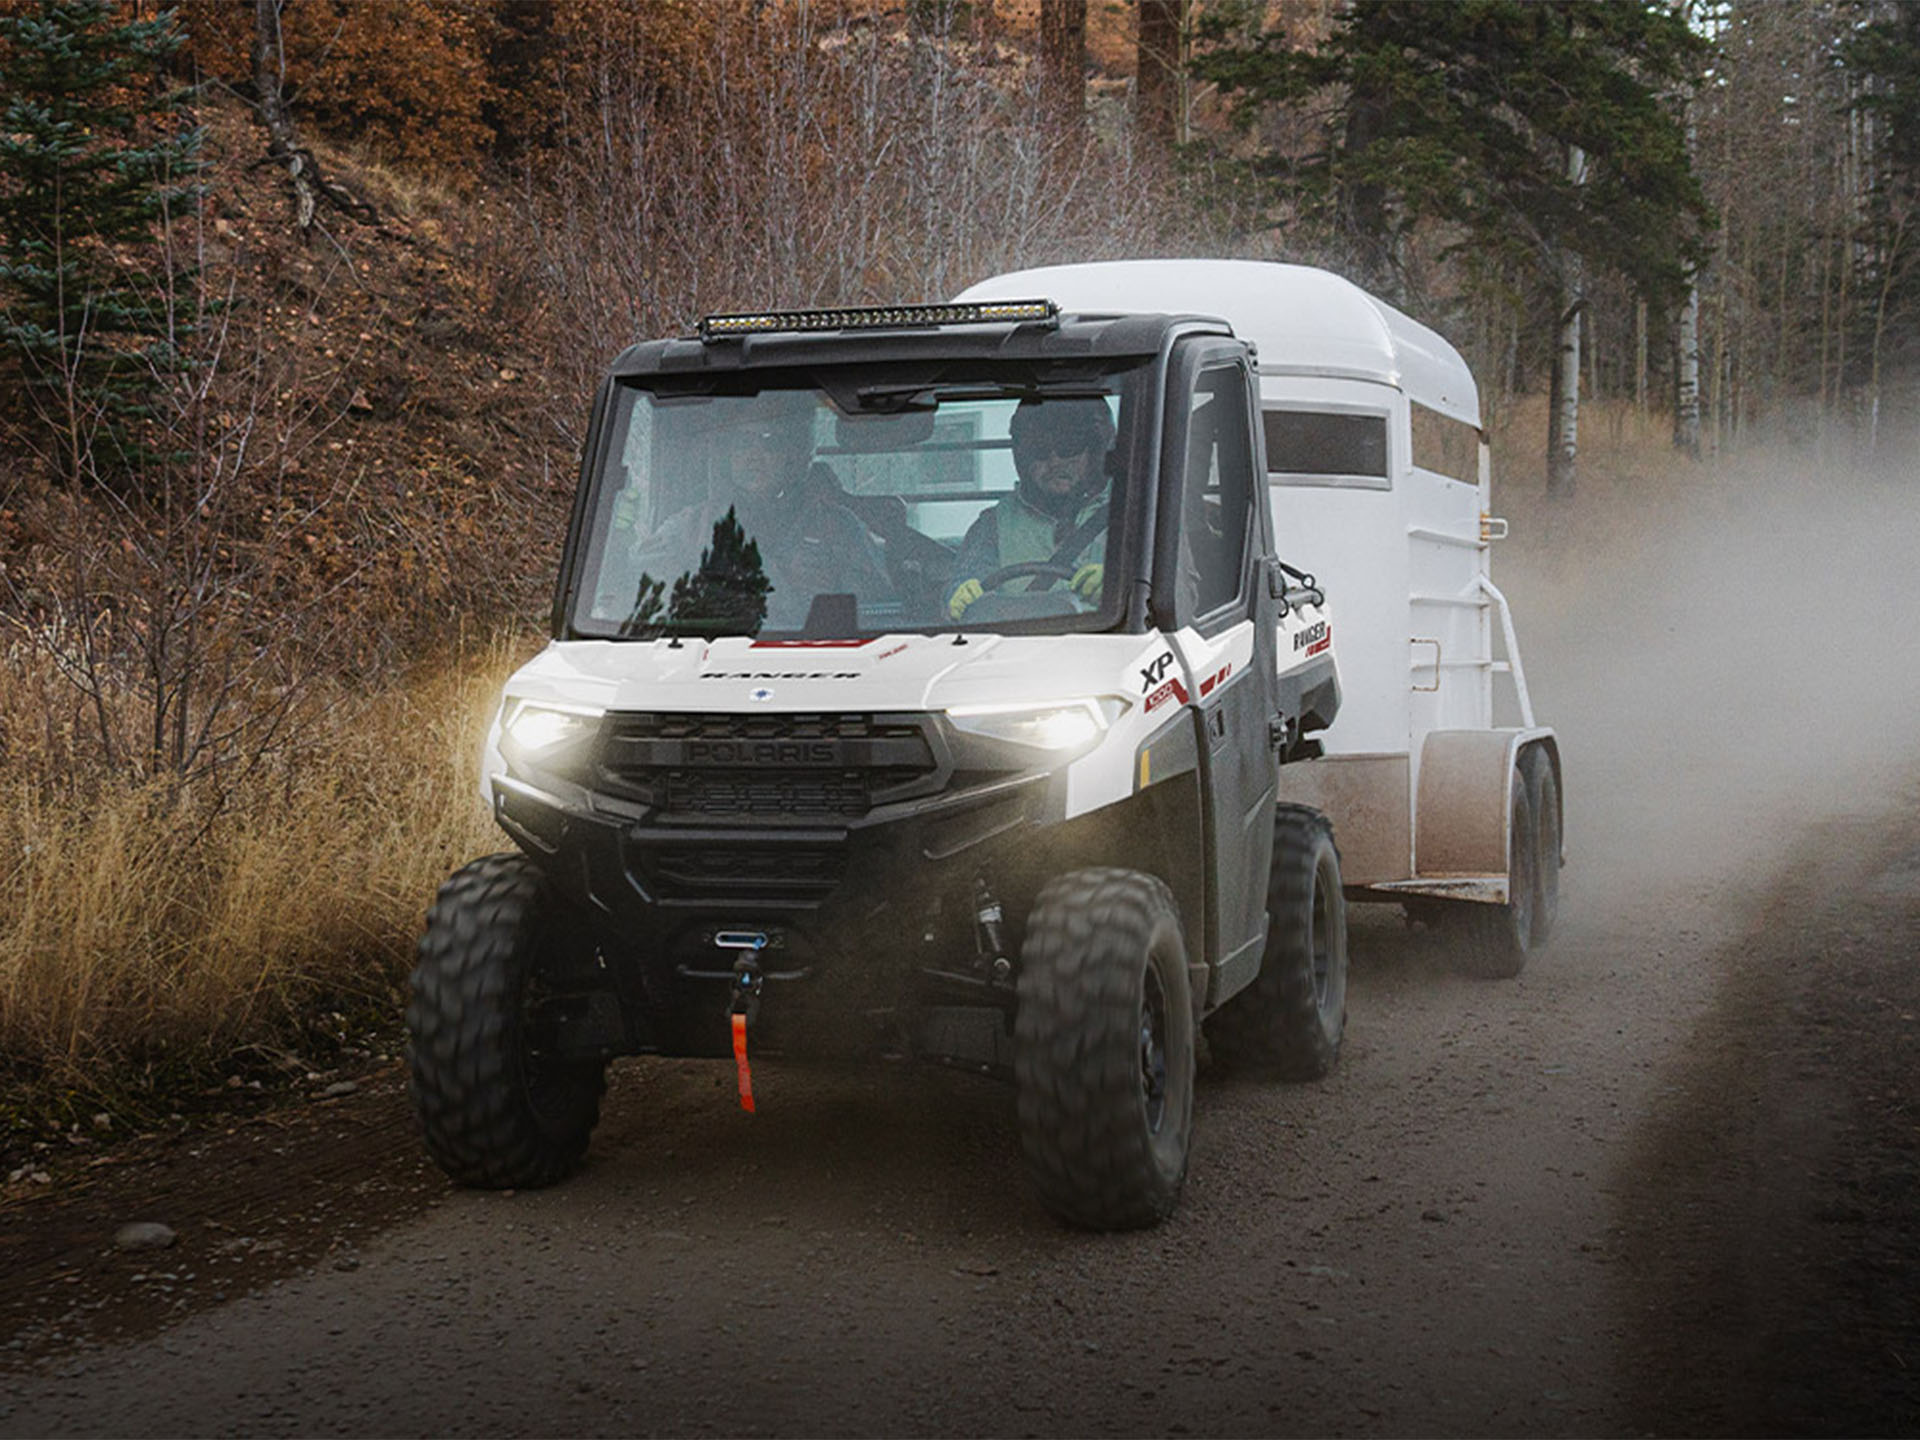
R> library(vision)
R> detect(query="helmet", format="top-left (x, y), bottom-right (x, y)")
top-left (1008, 397), bottom-right (1116, 482)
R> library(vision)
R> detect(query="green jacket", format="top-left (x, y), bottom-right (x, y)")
top-left (954, 487), bottom-right (1105, 587)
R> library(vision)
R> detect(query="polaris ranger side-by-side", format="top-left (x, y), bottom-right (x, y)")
top-left (409, 272), bottom-right (1558, 1230)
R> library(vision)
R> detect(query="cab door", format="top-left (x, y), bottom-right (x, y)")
top-left (1152, 342), bottom-right (1280, 998)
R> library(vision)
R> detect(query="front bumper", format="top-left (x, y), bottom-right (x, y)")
top-left (490, 714), bottom-right (1076, 1061)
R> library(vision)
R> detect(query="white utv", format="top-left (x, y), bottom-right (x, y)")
top-left (409, 299), bottom-right (1347, 1230)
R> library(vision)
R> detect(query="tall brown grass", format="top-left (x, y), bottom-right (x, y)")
top-left (0, 632), bottom-right (531, 1112)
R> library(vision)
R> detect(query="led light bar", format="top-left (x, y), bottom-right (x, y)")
top-left (697, 300), bottom-right (1058, 342)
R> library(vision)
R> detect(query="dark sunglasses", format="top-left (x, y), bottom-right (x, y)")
top-left (1022, 431), bottom-right (1102, 461)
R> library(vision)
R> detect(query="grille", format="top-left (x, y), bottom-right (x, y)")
top-left (666, 771), bottom-right (869, 818)
top-left (644, 844), bottom-right (845, 901)
top-left (598, 712), bottom-right (940, 820)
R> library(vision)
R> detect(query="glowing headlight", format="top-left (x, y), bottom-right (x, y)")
top-left (946, 697), bottom-right (1129, 751)
top-left (502, 701), bottom-right (602, 755)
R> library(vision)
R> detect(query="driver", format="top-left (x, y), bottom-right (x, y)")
top-left (947, 396), bottom-right (1114, 621)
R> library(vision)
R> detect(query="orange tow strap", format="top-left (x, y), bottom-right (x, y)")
top-left (731, 1011), bottom-right (756, 1113)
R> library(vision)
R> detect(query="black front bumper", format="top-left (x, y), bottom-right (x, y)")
top-left (491, 711), bottom-right (1070, 1062)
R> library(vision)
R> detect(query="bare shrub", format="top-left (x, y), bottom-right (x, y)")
top-left (0, 631), bottom-right (523, 1104)
top-left (518, 4), bottom-right (1227, 424)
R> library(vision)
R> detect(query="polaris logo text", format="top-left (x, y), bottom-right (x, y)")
top-left (684, 741), bottom-right (838, 765)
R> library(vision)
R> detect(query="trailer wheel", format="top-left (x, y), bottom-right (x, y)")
top-left (1524, 747), bottom-right (1561, 945)
top-left (408, 852), bottom-right (608, 1188)
top-left (1206, 806), bottom-right (1348, 1080)
top-left (1452, 765), bottom-right (1537, 979)
top-left (1014, 868), bottom-right (1194, 1230)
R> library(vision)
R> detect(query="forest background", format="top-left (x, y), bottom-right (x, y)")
top-left (0, 0), bottom-right (1914, 1144)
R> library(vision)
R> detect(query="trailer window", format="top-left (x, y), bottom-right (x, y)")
top-left (1411, 402), bottom-right (1481, 485)
top-left (1263, 409), bottom-right (1388, 489)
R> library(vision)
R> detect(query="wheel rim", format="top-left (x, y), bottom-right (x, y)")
top-left (1140, 962), bottom-right (1169, 1134)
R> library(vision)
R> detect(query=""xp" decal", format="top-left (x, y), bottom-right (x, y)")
top-left (1139, 650), bottom-right (1176, 693)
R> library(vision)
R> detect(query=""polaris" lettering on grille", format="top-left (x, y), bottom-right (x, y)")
top-left (682, 740), bottom-right (839, 765)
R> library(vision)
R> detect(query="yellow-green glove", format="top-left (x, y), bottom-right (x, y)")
top-left (948, 577), bottom-right (984, 620)
top-left (1070, 562), bottom-right (1104, 601)
top-left (610, 485), bottom-right (646, 532)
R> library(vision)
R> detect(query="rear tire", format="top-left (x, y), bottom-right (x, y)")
top-left (1014, 868), bottom-right (1194, 1231)
top-left (1207, 807), bottom-right (1348, 1080)
top-left (1524, 747), bottom-right (1561, 945)
top-left (1452, 764), bottom-right (1536, 979)
top-left (408, 852), bottom-right (608, 1188)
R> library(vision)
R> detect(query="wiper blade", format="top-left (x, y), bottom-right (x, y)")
top-left (852, 381), bottom-right (1114, 412)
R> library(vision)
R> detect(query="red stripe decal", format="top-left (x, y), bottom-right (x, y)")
top-left (1197, 663), bottom-right (1232, 698)
top-left (749, 638), bottom-right (874, 649)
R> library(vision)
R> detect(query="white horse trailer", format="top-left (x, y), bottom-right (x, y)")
top-left (958, 260), bottom-right (1562, 972)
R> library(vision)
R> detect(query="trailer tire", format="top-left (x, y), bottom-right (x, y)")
top-left (1452, 765), bottom-right (1537, 979)
top-left (1015, 868), bottom-right (1194, 1230)
top-left (408, 853), bottom-right (608, 1189)
top-left (1207, 807), bottom-right (1348, 1080)
top-left (1524, 747), bottom-right (1561, 945)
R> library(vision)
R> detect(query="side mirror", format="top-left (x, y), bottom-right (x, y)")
top-left (1264, 555), bottom-right (1286, 600)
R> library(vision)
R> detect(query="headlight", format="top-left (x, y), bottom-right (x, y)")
top-left (502, 701), bottom-right (603, 755)
top-left (946, 697), bottom-right (1129, 751)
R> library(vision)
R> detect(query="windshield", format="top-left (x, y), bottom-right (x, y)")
top-left (567, 361), bottom-right (1149, 640)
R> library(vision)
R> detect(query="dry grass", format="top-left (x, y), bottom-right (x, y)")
top-left (0, 632), bottom-right (534, 1111)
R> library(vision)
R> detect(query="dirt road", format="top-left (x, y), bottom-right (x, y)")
top-left (2, 458), bottom-right (1917, 1436)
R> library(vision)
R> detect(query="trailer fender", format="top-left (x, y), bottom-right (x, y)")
top-left (1414, 728), bottom-right (1558, 881)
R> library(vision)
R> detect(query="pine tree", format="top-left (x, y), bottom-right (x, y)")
top-left (1199, 0), bottom-right (1713, 496)
top-left (0, 0), bottom-right (205, 488)
top-left (668, 508), bottom-right (772, 636)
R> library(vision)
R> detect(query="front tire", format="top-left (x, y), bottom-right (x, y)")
top-left (1014, 868), bottom-right (1195, 1231)
top-left (408, 852), bottom-right (608, 1188)
top-left (1207, 806), bottom-right (1348, 1079)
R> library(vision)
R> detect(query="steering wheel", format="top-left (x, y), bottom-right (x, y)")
top-left (979, 561), bottom-right (1077, 593)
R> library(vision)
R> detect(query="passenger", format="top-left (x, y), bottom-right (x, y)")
top-left (625, 392), bottom-right (893, 631)
top-left (947, 397), bottom-right (1114, 621)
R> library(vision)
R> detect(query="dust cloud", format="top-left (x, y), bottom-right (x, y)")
top-left (1496, 440), bottom-right (1920, 923)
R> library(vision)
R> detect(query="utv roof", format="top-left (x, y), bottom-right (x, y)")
top-left (605, 308), bottom-right (1230, 380)
top-left (955, 260), bottom-right (1480, 428)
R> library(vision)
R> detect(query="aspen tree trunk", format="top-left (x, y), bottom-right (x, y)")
top-left (1546, 145), bottom-right (1586, 500)
top-left (1672, 41), bottom-right (1701, 457)
top-left (1674, 277), bottom-right (1702, 456)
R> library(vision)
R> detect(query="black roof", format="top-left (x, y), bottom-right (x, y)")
top-left (604, 311), bottom-right (1233, 380)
